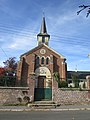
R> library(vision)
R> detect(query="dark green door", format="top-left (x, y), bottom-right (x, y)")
top-left (34, 88), bottom-right (52, 101)
top-left (44, 88), bottom-right (52, 100)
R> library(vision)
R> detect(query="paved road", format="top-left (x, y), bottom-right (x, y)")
top-left (0, 111), bottom-right (90, 120)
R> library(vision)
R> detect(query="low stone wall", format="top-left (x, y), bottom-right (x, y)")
top-left (0, 87), bottom-right (30, 104)
top-left (53, 88), bottom-right (90, 105)
top-left (0, 87), bottom-right (90, 105)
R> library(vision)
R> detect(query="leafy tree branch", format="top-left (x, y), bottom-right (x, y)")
top-left (77, 5), bottom-right (90, 17)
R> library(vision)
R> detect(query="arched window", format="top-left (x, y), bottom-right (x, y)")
top-left (46, 57), bottom-right (49, 65)
top-left (41, 57), bottom-right (44, 64)
top-left (36, 56), bottom-right (40, 65)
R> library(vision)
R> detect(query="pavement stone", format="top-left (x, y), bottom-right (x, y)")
top-left (0, 104), bottom-right (90, 111)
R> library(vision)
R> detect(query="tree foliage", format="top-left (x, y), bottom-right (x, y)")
top-left (77, 5), bottom-right (90, 17)
top-left (0, 57), bottom-right (17, 87)
top-left (59, 81), bottom-right (68, 88)
top-left (3, 57), bottom-right (17, 72)
top-left (53, 72), bottom-right (60, 87)
top-left (53, 72), bottom-right (68, 88)
top-left (71, 72), bottom-right (79, 88)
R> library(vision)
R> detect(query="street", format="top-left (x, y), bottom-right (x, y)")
top-left (0, 110), bottom-right (90, 120)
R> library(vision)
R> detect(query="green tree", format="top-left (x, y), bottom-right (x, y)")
top-left (53, 72), bottom-right (60, 87)
top-left (71, 72), bottom-right (79, 88)
top-left (2, 57), bottom-right (17, 87)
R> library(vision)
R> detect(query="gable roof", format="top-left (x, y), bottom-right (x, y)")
top-left (20, 44), bottom-right (65, 59)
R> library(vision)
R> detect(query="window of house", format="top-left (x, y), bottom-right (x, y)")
top-left (41, 57), bottom-right (44, 64)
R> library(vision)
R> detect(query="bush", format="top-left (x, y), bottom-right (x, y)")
top-left (75, 82), bottom-right (79, 88)
top-left (83, 82), bottom-right (86, 88)
top-left (0, 76), bottom-right (16, 86)
top-left (59, 81), bottom-right (68, 88)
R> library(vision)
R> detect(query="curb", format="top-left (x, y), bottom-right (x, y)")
top-left (0, 108), bottom-right (90, 112)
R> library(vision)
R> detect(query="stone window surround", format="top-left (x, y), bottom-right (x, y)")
top-left (35, 55), bottom-right (50, 65)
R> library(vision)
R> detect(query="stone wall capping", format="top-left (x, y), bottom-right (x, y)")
top-left (0, 87), bottom-right (29, 90)
top-left (58, 88), bottom-right (90, 91)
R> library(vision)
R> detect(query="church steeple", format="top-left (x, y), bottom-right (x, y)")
top-left (40, 17), bottom-right (47, 34)
top-left (37, 17), bottom-right (50, 46)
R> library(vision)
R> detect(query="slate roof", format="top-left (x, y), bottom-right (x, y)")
top-left (67, 71), bottom-right (90, 79)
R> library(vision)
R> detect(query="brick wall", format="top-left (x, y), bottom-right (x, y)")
top-left (17, 45), bottom-right (67, 86)
top-left (53, 88), bottom-right (90, 105)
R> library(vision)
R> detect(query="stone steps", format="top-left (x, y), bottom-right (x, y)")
top-left (27, 101), bottom-right (60, 108)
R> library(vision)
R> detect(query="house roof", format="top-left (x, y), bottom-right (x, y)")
top-left (20, 44), bottom-right (65, 59)
top-left (67, 71), bottom-right (90, 79)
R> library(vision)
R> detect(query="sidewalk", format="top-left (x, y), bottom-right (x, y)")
top-left (0, 104), bottom-right (90, 111)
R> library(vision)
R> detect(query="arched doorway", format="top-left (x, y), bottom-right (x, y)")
top-left (34, 67), bottom-right (52, 101)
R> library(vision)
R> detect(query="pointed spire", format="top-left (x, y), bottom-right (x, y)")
top-left (37, 16), bottom-right (50, 46)
top-left (40, 17), bottom-right (47, 34)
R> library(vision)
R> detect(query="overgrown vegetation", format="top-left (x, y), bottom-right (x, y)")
top-left (59, 81), bottom-right (68, 88)
top-left (53, 72), bottom-right (68, 88)
top-left (71, 72), bottom-right (79, 88)
top-left (0, 76), bottom-right (16, 87)
top-left (0, 57), bottom-right (17, 87)
top-left (53, 72), bottom-right (60, 88)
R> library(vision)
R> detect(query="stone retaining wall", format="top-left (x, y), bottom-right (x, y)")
top-left (0, 87), bottom-right (30, 104)
top-left (0, 87), bottom-right (90, 105)
top-left (53, 88), bottom-right (90, 105)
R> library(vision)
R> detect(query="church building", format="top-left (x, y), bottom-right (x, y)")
top-left (17, 17), bottom-right (67, 101)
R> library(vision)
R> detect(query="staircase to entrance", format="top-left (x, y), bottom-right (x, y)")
top-left (27, 101), bottom-right (60, 108)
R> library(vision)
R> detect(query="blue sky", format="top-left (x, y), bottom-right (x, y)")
top-left (0, 0), bottom-right (90, 71)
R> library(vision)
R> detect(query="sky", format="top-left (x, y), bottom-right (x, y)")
top-left (0, 0), bottom-right (90, 71)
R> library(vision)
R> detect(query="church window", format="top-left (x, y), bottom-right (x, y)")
top-left (46, 57), bottom-right (49, 65)
top-left (36, 56), bottom-right (40, 65)
top-left (41, 57), bottom-right (44, 64)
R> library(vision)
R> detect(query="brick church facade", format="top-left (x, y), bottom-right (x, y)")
top-left (17, 17), bottom-right (67, 101)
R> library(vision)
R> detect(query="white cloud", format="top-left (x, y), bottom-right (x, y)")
top-left (8, 35), bottom-right (36, 50)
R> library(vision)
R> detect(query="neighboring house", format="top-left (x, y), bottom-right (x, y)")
top-left (17, 17), bottom-right (67, 101)
top-left (67, 71), bottom-right (90, 88)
